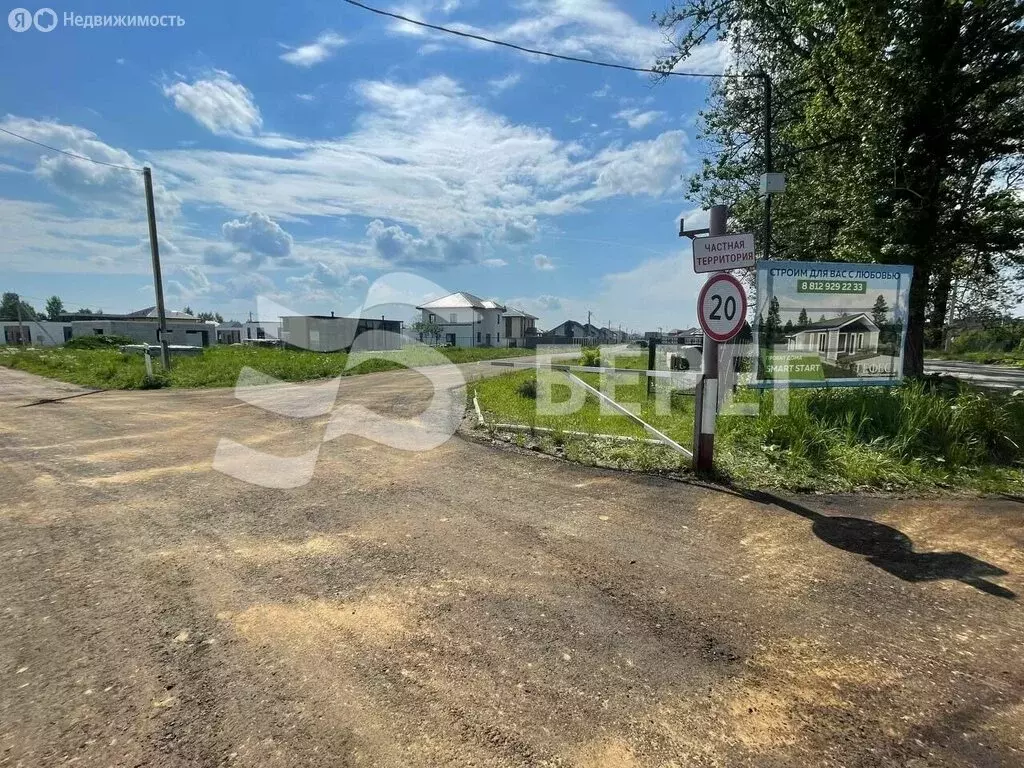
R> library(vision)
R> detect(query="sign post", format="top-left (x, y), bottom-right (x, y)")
top-left (691, 205), bottom-right (749, 473)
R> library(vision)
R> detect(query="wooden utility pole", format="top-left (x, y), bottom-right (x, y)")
top-left (143, 167), bottom-right (170, 370)
top-left (692, 204), bottom-right (729, 472)
top-left (762, 72), bottom-right (773, 262)
top-left (15, 294), bottom-right (26, 346)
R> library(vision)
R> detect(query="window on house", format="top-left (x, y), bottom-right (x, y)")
top-left (247, 327), bottom-right (252, 339)
top-left (94, 328), bottom-right (104, 335)
top-left (818, 333), bottom-right (827, 352)
top-left (256, 327), bottom-right (266, 339)
top-left (857, 333), bottom-right (864, 350)
top-left (477, 332), bottom-right (481, 343)
top-left (429, 314), bottom-right (435, 323)
top-left (449, 313), bottom-right (457, 323)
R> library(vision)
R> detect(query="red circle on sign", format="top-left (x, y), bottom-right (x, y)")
top-left (697, 272), bottom-right (747, 342)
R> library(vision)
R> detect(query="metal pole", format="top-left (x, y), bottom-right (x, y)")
top-left (15, 295), bottom-right (26, 346)
top-left (647, 338), bottom-right (657, 397)
top-left (762, 71), bottom-right (773, 262)
top-left (143, 167), bottom-right (170, 370)
top-left (692, 204), bottom-right (728, 472)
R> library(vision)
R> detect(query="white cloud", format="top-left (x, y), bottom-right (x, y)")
top-left (409, 0), bottom-right (728, 73)
top-left (489, 73), bottom-right (521, 93)
top-left (482, 258), bottom-right (508, 268)
top-left (279, 31), bottom-right (347, 67)
top-left (533, 253), bottom-right (555, 271)
top-left (296, 93), bottom-right (316, 102)
top-left (152, 76), bottom-right (689, 263)
top-left (0, 116), bottom-right (179, 218)
top-left (221, 211), bottom-right (295, 265)
top-left (163, 71), bottom-right (262, 136)
top-left (615, 108), bottom-right (663, 130)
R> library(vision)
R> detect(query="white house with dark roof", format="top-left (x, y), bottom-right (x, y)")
top-left (786, 313), bottom-right (880, 362)
top-left (416, 291), bottom-right (506, 347)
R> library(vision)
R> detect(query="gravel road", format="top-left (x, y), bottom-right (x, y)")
top-left (1, 363), bottom-right (1022, 767)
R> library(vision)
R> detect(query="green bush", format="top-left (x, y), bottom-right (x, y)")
top-left (65, 334), bottom-right (136, 350)
top-left (949, 325), bottom-right (1024, 354)
top-left (517, 377), bottom-right (538, 399)
top-left (579, 347), bottom-right (602, 368)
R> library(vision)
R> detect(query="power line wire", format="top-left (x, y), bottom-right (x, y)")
top-left (340, 0), bottom-right (741, 79)
top-left (0, 126), bottom-right (145, 172)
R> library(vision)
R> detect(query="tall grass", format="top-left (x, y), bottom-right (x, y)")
top-left (717, 380), bottom-right (1024, 490)
top-left (0, 344), bottom-right (534, 390)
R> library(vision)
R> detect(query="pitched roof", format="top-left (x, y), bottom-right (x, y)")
top-left (126, 306), bottom-right (197, 320)
top-left (416, 291), bottom-right (505, 311)
top-left (502, 307), bottom-right (538, 319)
top-left (798, 312), bottom-right (878, 331)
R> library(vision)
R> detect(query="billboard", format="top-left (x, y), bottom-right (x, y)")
top-left (754, 260), bottom-right (914, 387)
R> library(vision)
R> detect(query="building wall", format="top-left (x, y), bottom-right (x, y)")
top-left (281, 317), bottom-right (402, 352)
top-left (70, 320), bottom-right (214, 347)
top-left (244, 320), bottom-right (281, 340)
top-left (419, 308), bottom-right (503, 346)
top-left (0, 320), bottom-right (71, 346)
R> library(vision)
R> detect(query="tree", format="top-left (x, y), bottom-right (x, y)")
top-left (872, 295), bottom-right (890, 327)
top-left (797, 308), bottom-right (809, 329)
top-left (75, 307), bottom-right (93, 314)
top-left (196, 311), bottom-right (224, 323)
top-left (760, 296), bottom-right (782, 344)
top-left (182, 305), bottom-right (194, 316)
top-left (45, 295), bottom-right (64, 321)
top-left (783, 319), bottom-right (794, 335)
top-left (654, 0), bottom-right (1024, 376)
top-left (412, 319), bottom-right (442, 344)
top-left (0, 292), bottom-right (37, 321)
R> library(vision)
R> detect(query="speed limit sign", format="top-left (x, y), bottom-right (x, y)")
top-left (698, 272), bottom-right (747, 342)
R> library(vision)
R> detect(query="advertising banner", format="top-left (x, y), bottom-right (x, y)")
top-left (754, 260), bottom-right (914, 387)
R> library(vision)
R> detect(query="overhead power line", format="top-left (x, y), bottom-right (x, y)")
top-left (0, 126), bottom-right (144, 172)
top-left (340, 0), bottom-right (739, 79)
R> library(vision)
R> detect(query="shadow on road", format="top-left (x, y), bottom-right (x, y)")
top-left (741, 490), bottom-right (1016, 600)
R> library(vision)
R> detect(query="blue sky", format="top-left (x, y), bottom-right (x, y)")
top-left (1, 0), bottom-right (725, 330)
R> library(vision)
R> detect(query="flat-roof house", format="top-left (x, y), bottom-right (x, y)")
top-left (280, 315), bottom-right (402, 352)
top-left (786, 313), bottom-right (880, 362)
top-left (0, 319), bottom-right (72, 347)
top-left (70, 306), bottom-right (215, 347)
top-left (416, 292), bottom-right (505, 347)
top-left (217, 321), bottom-right (244, 344)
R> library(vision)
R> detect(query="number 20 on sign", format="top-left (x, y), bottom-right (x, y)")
top-left (698, 273), bottom-right (747, 342)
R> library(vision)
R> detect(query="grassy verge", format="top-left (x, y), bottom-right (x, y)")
top-left (925, 349), bottom-right (1024, 368)
top-left (471, 368), bottom-right (1024, 494)
top-left (0, 345), bottom-right (533, 390)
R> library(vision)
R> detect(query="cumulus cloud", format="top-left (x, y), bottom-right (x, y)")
top-left (221, 212), bottom-right (294, 265)
top-left (0, 117), bottom-right (178, 218)
top-left (366, 218), bottom-right (482, 268)
top-left (152, 76), bottom-right (690, 262)
top-left (225, 272), bottom-right (277, 299)
top-left (482, 258), bottom-right (507, 268)
top-left (533, 253), bottom-right (555, 271)
top-left (279, 32), bottom-right (347, 67)
top-left (163, 71), bottom-right (262, 136)
top-left (615, 108), bottom-right (663, 130)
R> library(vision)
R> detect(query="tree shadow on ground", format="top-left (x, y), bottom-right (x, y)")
top-left (737, 490), bottom-right (1016, 600)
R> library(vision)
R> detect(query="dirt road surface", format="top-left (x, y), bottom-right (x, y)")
top-left (1, 363), bottom-right (1022, 767)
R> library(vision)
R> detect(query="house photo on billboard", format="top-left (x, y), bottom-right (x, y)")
top-left (785, 313), bottom-right (880, 362)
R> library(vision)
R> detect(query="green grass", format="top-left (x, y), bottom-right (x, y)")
top-left (472, 366), bottom-right (1024, 494)
top-left (472, 369), bottom-right (649, 439)
top-left (925, 349), bottom-right (1024, 368)
top-left (0, 344), bottom-right (533, 390)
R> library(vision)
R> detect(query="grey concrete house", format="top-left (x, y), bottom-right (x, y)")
top-left (280, 315), bottom-right (403, 352)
